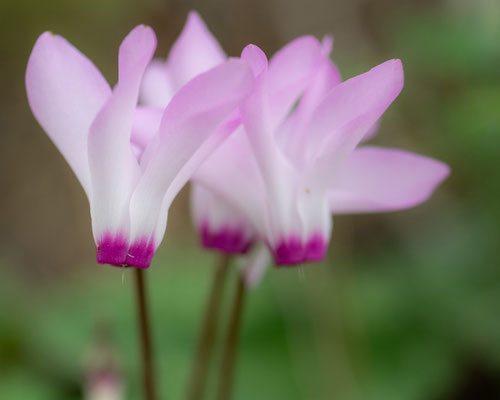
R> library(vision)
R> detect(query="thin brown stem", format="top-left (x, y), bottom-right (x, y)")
top-left (134, 268), bottom-right (157, 400)
top-left (185, 253), bottom-right (231, 400)
top-left (215, 273), bottom-right (246, 400)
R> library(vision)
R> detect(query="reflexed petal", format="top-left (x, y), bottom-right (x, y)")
top-left (88, 25), bottom-right (156, 265)
top-left (127, 60), bottom-right (254, 264)
top-left (241, 76), bottom-right (301, 243)
top-left (139, 59), bottom-right (174, 107)
top-left (280, 58), bottom-right (341, 164)
top-left (306, 59), bottom-right (404, 187)
top-left (329, 146), bottom-right (450, 213)
top-left (166, 11), bottom-right (226, 91)
top-left (267, 36), bottom-right (323, 128)
top-left (26, 32), bottom-right (111, 195)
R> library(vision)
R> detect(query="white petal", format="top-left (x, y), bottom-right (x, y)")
top-left (88, 25), bottom-right (156, 266)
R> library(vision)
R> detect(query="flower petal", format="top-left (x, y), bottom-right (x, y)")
top-left (266, 36), bottom-right (323, 128)
top-left (361, 119), bottom-right (380, 142)
top-left (139, 59), bottom-right (174, 107)
top-left (26, 32), bottom-right (111, 195)
top-left (329, 146), bottom-right (450, 213)
top-left (191, 183), bottom-right (255, 254)
top-left (296, 188), bottom-right (332, 262)
top-left (241, 243), bottom-right (272, 288)
top-left (241, 44), bottom-right (268, 76)
top-left (166, 11), bottom-right (226, 91)
top-left (241, 75), bottom-right (301, 244)
top-left (193, 128), bottom-right (268, 238)
top-left (88, 25), bottom-right (157, 265)
top-left (130, 106), bottom-right (163, 157)
top-left (126, 60), bottom-right (254, 265)
top-left (306, 59), bottom-right (404, 186)
top-left (280, 58), bottom-right (341, 165)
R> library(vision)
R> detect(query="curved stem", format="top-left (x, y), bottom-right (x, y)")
top-left (186, 253), bottom-right (231, 400)
top-left (134, 268), bottom-right (157, 400)
top-left (216, 273), bottom-right (246, 400)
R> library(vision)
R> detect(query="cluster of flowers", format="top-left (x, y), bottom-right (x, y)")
top-left (26, 12), bottom-right (449, 277)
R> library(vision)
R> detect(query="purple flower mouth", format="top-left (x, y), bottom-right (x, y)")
top-left (200, 223), bottom-right (254, 254)
top-left (96, 234), bottom-right (154, 269)
top-left (126, 239), bottom-right (155, 268)
top-left (96, 234), bottom-right (128, 267)
top-left (305, 233), bottom-right (327, 262)
top-left (274, 235), bottom-right (304, 266)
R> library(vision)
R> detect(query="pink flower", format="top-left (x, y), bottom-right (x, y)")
top-left (194, 41), bottom-right (450, 266)
top-left (25, 24), bottom-right (254, 268)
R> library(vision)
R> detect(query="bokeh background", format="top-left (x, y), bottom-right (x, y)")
top-left (1, 0), bottom-right (500, 399)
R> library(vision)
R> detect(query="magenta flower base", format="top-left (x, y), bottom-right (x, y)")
top-left (96, 234), bottom-right (154, 269)
top-left (200, 224), bottom-right (253, 254)
top-left (305, 234), bottom-right (328, 261)
top-left (274, 234), bottom-right (327, 266)
top-left (126, 239), bottom-right (155, 268)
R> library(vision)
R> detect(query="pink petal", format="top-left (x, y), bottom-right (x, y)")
top-left (241, 75), bottom-right (302, 244)
top-left (127, 60), bottom-right (254, 263)
top-left (306, 59), bottom-right (404, 185)
top-left (130, 106), bottom-right (163, 157)
top-left (88, 25), bottom-right (157, 266)
top-left (280, 58), bottom-right (341, 165)
top-left (166, 11), bottom-right (226, 91)
top-left (361, 119), bottom-right (380, 142)
top-left (267, 36), bottom-right (323, 128)
top-left (241, 44), bottom-right (268, 76)
top-left (329, 146), bottom-right (450, 213)
top-left (25, 32), bottom-right (111, 195)
top-left (139, 59), bottom-right (174, 107)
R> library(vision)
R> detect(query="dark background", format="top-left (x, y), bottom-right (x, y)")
top-left (1, 0), bottom-right (499, 399)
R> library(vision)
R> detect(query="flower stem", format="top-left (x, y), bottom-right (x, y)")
top-left (186, 253), bottom-right (231, 400)
top-left (134, 268), bottom-right (157, 400)
top-left (216, 272), bottom-right (246, 400)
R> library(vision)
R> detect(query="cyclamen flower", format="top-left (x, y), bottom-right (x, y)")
top-left (194, 41), bottom-right (450, 266)
top-left (26, 24), bottom-right (254, 268)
